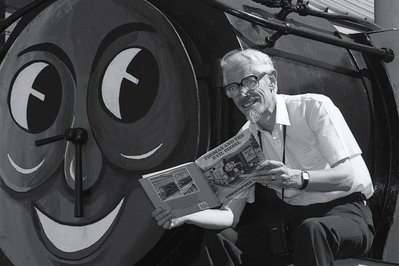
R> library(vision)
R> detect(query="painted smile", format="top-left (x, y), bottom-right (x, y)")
top-left (35, 198), bottom-right (124, 253)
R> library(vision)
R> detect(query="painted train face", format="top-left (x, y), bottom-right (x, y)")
top-left (0, 0), bottom-right (203, 265)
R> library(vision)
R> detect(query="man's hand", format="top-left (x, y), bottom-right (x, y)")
top-left (246, 160), bottom-right (302, 189)
top-left (152, 207), bottom-right (185, 230)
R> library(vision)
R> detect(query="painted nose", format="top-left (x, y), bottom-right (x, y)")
top-left (64, 94), bottom-right (103, 217)
top-left (36, 125), bottom-right (101, 217)
top-left (64, 126), bottom-right (102, 193)
top-left (64, 127), bottom-right (88, 217)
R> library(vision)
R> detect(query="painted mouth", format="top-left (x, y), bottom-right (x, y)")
top-left (35, 198), bottom-right (124, 253)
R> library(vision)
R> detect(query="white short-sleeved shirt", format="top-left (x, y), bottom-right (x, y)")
top-left (243, 94), bottom-right (374, 206)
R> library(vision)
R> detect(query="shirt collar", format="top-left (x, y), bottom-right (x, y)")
top-left (275, 94), bottom-right (291, 127)
top-left (249, 94), bottom-right (291, 133)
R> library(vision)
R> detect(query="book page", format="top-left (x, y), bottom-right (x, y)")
top-left (140, 162), bottom-right (221, 217)
top-left (195, 128), bottom-right (265, 203)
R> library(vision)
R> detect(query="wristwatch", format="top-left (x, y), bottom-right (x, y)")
top-left (300, 170), bottom-right (310, 190)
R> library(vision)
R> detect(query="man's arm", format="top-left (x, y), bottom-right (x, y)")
top-left (246, 157), bottom-right (354, 192)
top-left (152, 197), bottom-right (247, 230)
top-left (305, 157), bottom-right (354, 191)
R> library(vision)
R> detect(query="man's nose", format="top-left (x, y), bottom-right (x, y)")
top-left (238, 85), bottom-right (250, 96)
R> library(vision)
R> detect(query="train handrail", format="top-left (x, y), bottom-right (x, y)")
top-left (252, 0), bottom-right (381, 31)
top-left (294, 3), bottom-right (380, 31)
top-left (200, 0), bottom-right (395, 62)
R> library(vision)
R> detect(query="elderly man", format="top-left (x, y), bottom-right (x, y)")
top-left (153, 48), bottom-right (374, 266)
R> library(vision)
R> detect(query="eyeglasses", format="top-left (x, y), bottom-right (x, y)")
top-left (223, 72), bottom-right (268, 98)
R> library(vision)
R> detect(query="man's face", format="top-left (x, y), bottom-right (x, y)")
top-left (223, 63), bottom-right (277, 122)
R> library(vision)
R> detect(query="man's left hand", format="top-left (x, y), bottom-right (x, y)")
top-left (152, 207), bottom-right (186, 230)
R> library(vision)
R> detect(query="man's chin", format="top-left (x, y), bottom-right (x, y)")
top-left (247, 110), bottom-right (262, 123)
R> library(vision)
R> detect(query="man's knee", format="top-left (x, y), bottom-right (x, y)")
top-left (294, 218), bottom-right (330, 247)
top-left (293, 218), bottom-right (337, 266)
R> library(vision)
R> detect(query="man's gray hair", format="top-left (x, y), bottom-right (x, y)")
top-left (220, 48), bottom-right (274, 70)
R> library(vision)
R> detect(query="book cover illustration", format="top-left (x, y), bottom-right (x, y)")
top-left (196, 129), bottom-right (265, 203)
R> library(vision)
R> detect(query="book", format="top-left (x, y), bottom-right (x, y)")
top-left (139, 128), bottom-right (265, 218)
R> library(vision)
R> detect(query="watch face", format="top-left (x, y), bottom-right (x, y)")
top-left (300, 171), bottom-right (309, 190)
top-left (303, 171), bottom-right (310, 180)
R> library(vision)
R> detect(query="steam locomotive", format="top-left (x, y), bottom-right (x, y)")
top-left (0, 0), bottom-right (398, 265)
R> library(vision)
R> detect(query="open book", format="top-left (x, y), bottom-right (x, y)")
top-left (139, 128), bottom-right (265, 218)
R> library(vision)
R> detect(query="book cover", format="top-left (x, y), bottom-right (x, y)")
top-left (196, 129), bottom-right (264, 203)
top-left (140, 128), bottom-right (265, 218)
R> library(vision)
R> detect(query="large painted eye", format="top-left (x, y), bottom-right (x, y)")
top-left (88, 25), bottom-right (201, 172)
top-left (101, 47), bottom-right (159, 123)
top-left (9, 61), bottom-right (62, 133)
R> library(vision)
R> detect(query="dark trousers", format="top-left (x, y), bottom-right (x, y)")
top-left (199, 191), bottom-right (374, 266)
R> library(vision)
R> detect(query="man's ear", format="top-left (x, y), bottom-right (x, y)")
top-left (269, 70), bottom-right (277, 91)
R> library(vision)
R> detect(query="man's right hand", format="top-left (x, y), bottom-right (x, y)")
top-left (246, 160), bottom-right (302, 189)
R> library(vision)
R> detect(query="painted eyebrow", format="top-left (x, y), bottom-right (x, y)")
top-left (90, 22), bottom-right (155, 74)
top-left (18, 43), bottom-right (77, 83)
